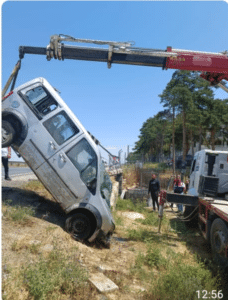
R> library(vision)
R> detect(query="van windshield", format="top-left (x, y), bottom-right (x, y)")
top-left (100, 162), bottom-right (112, 207)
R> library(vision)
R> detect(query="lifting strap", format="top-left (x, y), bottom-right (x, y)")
top-left (2, 59), bottom-right (21, 99)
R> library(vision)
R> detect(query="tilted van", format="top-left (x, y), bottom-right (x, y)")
top-left (2, 77), bottom-right (115, 246)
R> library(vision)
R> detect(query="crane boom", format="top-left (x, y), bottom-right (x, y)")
top-left (3, 34), bottom-right (228, 97)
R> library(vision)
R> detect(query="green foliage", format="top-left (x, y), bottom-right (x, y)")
top-left (4, 201), bottom-right (35, 225)
top-left (23, 248), bottom-right (88, 300)
top-left (132, 70), bottom-right (227, 162)
top-left (126, 228), bottom-right (163, 243)
top-left (150, 260), bottom-right (219, 300)
top-left (134, 109), bottom-right (173, 159)
top-left (130, 243), bottom-right (220, 300)
top-left (112, 211), bottom-right (124, 226)
top-left (145, 246), bottom-right (167, 269)
top-left (115, 198), bottom-right (145, 213)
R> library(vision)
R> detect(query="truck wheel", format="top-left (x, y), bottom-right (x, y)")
top-left (210, 218), bottom-right (228, 267)
top-left (65, 213), bottom-right (92, 241)
top-left (2, 120), bottom-right (16, 147)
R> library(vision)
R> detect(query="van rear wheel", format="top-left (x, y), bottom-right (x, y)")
top-left (66, 213), bottom-right (92, 241)
top-left (2, 120), bottom-right (16, 147)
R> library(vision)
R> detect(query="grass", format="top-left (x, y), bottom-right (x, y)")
top-left (146, 257), bottom-right (219, 300)
top-left (23, 180), bottom-right (53, 199)
top-left (115, 197), bottom-right (145, 213)
top-left (129, 246), bottom-right (220, 300)
top-left (3, 246), bottom-right (91, 300)
top-left (24, 180), bottom-right (45, 191)
top-left (2, 167), bottom-right (226, 299)
top-left (3, 200), bottom-right (35, 226)
top-left (115, 196), bottom-right (223, 299)
top-left (23, 248), bottom-right (88, 300)
top-left (112, 210), bottom-right (124, 226)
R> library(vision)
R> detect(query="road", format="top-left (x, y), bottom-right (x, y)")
top-left (2, 166), bottom-right (34, 179)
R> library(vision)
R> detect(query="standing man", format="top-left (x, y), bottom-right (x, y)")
top-left (2, 147), bottom-right (12, 181)
top-left (148, 173), bottom-right (160, 211)
top-left (173, 174), bottom-right (185, 213)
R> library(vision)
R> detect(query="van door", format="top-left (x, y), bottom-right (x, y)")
top-left (217, 153), bottom-right (228, 194)
top-left (189, 152), bottom-right (202, 195)
top-left (35, 135), bottom-right (98, 209)
top-left (49, 136), bottom-right (98, 202)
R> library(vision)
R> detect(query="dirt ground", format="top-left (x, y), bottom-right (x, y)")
top-left (1, 175), bottom-right (225, 300)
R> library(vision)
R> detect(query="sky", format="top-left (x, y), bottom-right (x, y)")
top-left (1, 0), bottom-right (228, 162)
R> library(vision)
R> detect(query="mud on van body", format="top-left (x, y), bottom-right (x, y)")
top-left (2, 77), bottom-right (115, 246)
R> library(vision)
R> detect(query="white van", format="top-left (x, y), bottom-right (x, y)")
top-left (2, 77), bottom-right (115, 246)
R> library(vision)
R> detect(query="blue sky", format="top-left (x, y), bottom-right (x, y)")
top-left (2, 1), bottom-right (228, 162)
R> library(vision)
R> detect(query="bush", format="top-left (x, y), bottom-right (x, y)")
top-left (23, 248), bottom-right (88, 300)
top-left (144, 251), bottom-right (220, 300)
top-left (145, 246), bottom-right (167, 269)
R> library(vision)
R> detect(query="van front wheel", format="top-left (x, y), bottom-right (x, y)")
top-left (66, 213), bottom-right (91, 241)
top-left (2, 120), bottom-right (16, 147)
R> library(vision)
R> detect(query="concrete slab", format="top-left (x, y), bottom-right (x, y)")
top-left (89, 272), bottom-right (119, 293)
top-left (121, 212), bottom-right (145, 220)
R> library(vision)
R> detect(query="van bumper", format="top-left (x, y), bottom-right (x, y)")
top-left (88, 222), bottom-right (115, 247)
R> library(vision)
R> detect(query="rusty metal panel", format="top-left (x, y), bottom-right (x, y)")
top-left (35, 162), bottom-right (78, 211)
top-left (19, 139), bottom-right (45, 170)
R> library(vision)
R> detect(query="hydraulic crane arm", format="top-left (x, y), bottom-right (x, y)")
top-left (3, 34), bottom-right (228, 98)
top-left (20, 34), bottom-right (228, 88)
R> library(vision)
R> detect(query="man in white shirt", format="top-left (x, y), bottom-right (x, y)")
top-left (1, 147), bottom-right (12, 181)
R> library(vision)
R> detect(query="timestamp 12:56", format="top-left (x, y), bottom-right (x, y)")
top-left (196, 290), bottom-right (223, 299)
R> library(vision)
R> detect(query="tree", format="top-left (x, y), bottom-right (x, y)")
top-left (134, 111), bottom-right (172, 162)
top-left (203, 98), bottom-right (228, 149)
top-left (160, 70), bottom-right (216, 159)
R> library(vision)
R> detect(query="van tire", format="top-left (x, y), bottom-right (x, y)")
top-left (66, 213), bottom-right (92, 241)
top-left (210, 218), bottom-right (228, 268)
top-left (2, 120), bottom-right (16, 147)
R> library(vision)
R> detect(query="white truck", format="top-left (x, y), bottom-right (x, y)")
top-left (167, 149), bottom-right (228, 267)
top-left (189, 149), bottom-right (228, 199)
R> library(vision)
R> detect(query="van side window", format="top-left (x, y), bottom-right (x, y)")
top-left (66, 138), bottom-right (97, 194)
top-left (20, 85), bottom-right (58, 117)
top-left (43, 111), bottom-right (79, 145)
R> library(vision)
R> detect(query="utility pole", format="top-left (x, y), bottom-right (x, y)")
top-left (118, 149), bottom-right (123, 166)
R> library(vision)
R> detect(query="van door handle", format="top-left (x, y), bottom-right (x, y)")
top-left (49, 141), bottom-right (56, 150)
top-left (59, 153), bottom-right (66, 162)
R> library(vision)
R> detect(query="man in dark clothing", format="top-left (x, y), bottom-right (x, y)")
top-left (2, 147), bottom-right (12, 181)
top-left (148, 173), bottom-right (160, 211)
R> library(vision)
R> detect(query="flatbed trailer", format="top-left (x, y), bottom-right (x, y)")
top-left (198, 197), bottom-right (228, 264)
top-left (167, 192), bottom-right (228, 267)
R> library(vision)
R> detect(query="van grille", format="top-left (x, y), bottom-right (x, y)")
top-left (198, 175), bottom-right (219, 197)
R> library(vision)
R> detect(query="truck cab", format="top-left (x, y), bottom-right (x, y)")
top-left (2, 77), bottom-right (115, 246)
top-left (189, 149), bottom-right (228, 199)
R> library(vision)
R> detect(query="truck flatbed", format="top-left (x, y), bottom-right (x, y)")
top-left (199, 197), bottom-right (228, 222)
